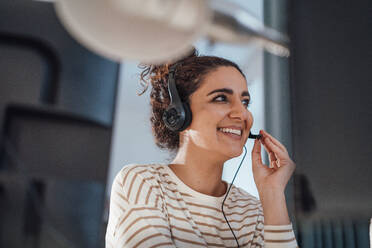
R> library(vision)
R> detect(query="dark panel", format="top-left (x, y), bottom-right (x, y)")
top-left (0, 45), bottom-right (45, 128)
top-left (0, 0), bottom-right (119, 125)
top-left (0, 1), bottom-right (119, 247)
top-left (289, 0), bottom-right (372, 246)
top-left (40, 180), bottom-right (105, 248)
top-left (2, 104), bottom-right (111, 182)
top-left (0, 104), bottom-right (111, 248)
top-left (0, 179), bottom-right (28, 247)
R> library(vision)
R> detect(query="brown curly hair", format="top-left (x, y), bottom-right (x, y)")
top-left (139, 48), bottom-right (246, 152)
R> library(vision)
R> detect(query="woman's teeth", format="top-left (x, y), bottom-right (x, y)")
top-left (218, 128), bottom-right (242, 136)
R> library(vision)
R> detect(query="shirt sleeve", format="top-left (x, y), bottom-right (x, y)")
top-left (106, 167), bottom-right (176, 248)
top-left (252, 202), bottom-right (298, 248)
top-left (263, 224), bottom-right (298, 248)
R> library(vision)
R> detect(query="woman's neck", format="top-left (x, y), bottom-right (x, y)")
top-left (170, 144), bottom-right (228, 197)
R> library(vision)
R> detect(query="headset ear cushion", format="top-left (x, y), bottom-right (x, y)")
top-left (180, 102), bottom-right (192, 131)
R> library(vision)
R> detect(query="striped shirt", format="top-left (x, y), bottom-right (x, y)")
top-left (106, 164), bottom-right (298, 247)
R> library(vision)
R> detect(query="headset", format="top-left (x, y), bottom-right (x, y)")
top-left (162, 63), bottom-right (261, 139)
top-left (162, 63), bottom-right (192, 132)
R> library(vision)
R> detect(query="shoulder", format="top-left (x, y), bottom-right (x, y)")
top-left (113, 164), bottom-right (169, 205)
top-left (114, 163), bottom-right (166, 185)
top-left (229, 185), bottom-right (262, 207)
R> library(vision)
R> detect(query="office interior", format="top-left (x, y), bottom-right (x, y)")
top-left (0, 0), bottom-right (371, 247)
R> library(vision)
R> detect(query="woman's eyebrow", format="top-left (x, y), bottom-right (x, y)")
top-left (207, 88), bottom-right (250, 97)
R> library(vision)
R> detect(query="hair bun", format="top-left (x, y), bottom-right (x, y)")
top-left (138, 47), bottom-right (199, 96)
top-left (170, 47), bottom-right (198, 66)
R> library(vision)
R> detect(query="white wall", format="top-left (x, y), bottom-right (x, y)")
top-left (107, 0), bottom-right (264, 199)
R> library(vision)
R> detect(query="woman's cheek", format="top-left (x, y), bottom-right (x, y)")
top-left (248, 111), bottom-right (254, 128)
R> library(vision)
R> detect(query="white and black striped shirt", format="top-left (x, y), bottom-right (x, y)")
top-left (106, 164), bottom-right (298, 247)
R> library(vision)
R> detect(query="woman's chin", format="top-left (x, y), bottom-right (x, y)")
top-left (221, 147), bottom-right (244, 159)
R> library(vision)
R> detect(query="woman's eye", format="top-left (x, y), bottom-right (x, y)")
top-left (213, 95), bottom-right (251, 108)
top-left (242, 99), bottom-right (251, 108)
top-left (213, 95), bottom-right (227, 102)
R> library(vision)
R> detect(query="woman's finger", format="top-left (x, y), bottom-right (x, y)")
top-left (262, 148), bottom-right (276, 169)
top-left (270, 160), bottom-right (278, 169)
top-left (261, 137), bottom-right (286, 159)
top-left (276, 160), bottom-right (281, 168)
top-left (261, 130), bottom-right (287, 153)
top-left (268, 152), bottom-right (276, 168)
top-left (251, 138), bottom-right (263, 166)
top-left (268, 152), bottom-right (276, 162)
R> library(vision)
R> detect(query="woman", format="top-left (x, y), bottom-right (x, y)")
top-left (106, 49), bottom-right (298, 247)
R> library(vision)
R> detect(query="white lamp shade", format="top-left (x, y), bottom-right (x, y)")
top-left (54, 0), bottom-right (211, 63)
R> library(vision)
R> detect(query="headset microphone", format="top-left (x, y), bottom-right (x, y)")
top-left (248, 132), bottom-right (262, 140)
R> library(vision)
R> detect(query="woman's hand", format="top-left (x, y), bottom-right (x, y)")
top-left (251, 130), bottom-right (296, 194)
top-left (251, 130), bottom-right (296, 225)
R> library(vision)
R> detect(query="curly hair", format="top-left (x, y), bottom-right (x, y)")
top-left (138, 48), bottom-right (246, 152)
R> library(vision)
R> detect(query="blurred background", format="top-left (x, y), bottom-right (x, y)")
top-left (0, 0), bottom-right (371, 247)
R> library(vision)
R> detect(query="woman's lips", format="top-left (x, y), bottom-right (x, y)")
top-left (217, 129), bottom-right (242, 140)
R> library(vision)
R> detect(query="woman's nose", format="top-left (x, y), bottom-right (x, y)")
top-left (229, 100), bottom-right (249, 120)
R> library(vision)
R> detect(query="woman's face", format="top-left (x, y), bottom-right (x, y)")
top-left (184, 66), bottom-right (253, 159)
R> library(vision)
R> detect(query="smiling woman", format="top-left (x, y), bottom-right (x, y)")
top-left (105, 48), bottom-right (298, 247)
top-left (183, 65), bottom-right (252, 159)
